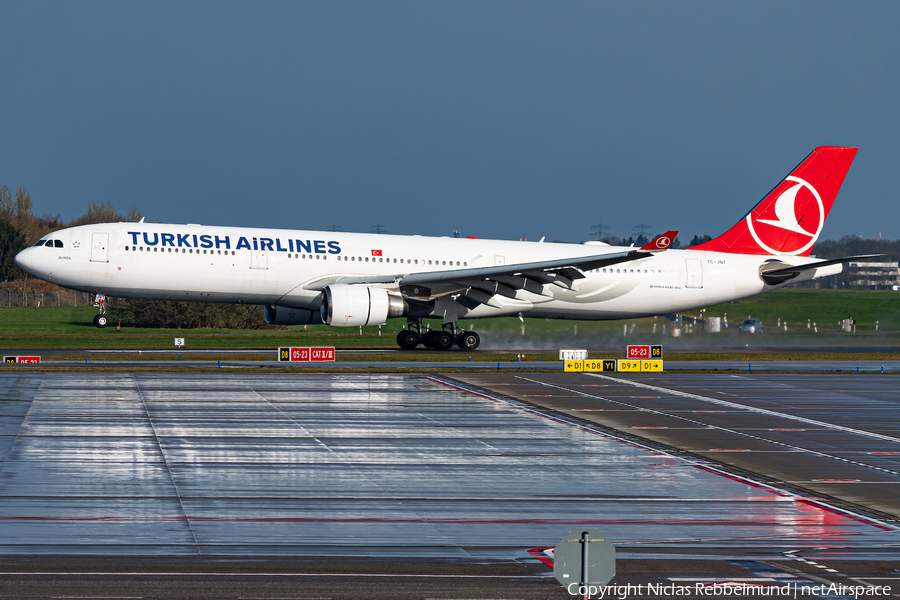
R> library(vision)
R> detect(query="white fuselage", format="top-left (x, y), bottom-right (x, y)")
top-left (15, 222), bottom-right (836, 322)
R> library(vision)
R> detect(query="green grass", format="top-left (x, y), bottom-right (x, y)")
top-left (703, 289), bottom-right (900, 330)
top-left (0, 289), bottom-right (897, 350)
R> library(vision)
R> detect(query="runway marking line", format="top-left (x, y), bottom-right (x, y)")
top-left (514, 375), bottom-right (900, 482)
top-left (586, 372), bottom-right (900, 445)
top-left (430, 376), bottom-right (900, 534)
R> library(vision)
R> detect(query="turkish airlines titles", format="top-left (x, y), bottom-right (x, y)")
top-left (126, 231), bottom-right (342, 254)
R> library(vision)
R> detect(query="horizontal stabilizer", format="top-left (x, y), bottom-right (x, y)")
top-left (760, 254), bottom-right (884, 285)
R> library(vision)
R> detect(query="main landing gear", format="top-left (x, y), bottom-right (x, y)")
top-left (91, 294), bottom-right (109, 328)
top-left (396, 319), bottom-right (480, 351)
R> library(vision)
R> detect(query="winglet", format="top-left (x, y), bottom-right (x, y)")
top-left (640, 230), bottom-right (678, 252)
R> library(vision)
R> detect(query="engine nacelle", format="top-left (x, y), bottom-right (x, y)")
top-left (320, 284), bottom-right (407, 327)
top-left (264, 305), bottom-right (323, 326)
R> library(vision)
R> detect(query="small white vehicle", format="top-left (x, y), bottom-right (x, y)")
top-left (738, 318), bottom-right (763, 333)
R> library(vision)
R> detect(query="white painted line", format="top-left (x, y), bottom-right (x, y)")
top-left (514, 375), bottom-right (900, 479)
top-left (586, 373), bottom-right (900, 445)
top-left (435, 376), bottom-right (900, 533)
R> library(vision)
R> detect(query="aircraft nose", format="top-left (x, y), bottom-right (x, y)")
top-left (14, 247), bottom-right (38, 276)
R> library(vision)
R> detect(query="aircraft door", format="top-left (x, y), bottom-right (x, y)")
top-left (250, 247), bottom-right (268, 270)
top-left (685, 258), bottom-right (703, 288)
top-left (90, 233), bottom-right (109, 263)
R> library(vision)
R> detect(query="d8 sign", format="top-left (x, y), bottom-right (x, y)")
top-left (627, 345), bottom-right (650, 359)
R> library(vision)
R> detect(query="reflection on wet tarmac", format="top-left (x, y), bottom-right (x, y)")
top-left (0, 373), bottom-right (896, 558)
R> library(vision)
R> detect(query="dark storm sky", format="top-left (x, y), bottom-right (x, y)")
top-left (1, 2), bottom-right (897, 242)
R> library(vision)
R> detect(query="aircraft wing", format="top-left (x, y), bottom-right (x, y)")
top-left (308, 231), bottom-right (678, 307)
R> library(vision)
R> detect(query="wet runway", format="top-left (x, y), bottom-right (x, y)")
top-left (454, 373), bottom-right (900, 521)
top-left (1, 372), bottom-right (898, 562)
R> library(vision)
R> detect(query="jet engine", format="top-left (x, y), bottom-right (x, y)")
top-left (320, 284), bottom-right (407, 326)
top-left (264, 305), bottom-right (323, 326)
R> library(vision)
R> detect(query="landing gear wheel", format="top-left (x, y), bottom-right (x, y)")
top-left (397, 330), bottom-right (420, 350)
top-left (94, 314), bottom-right (109, 328)
top-left (422, 331), bottom-right (436, 349)
top-left (433, 330), bottom-right (454, 351)
top-left (456, 330), bottom-right (480, 350)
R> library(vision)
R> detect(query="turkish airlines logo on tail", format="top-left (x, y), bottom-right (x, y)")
top-left (654, 236), bottom-right (671, 249)
top-left (746, 176), bottom-right (824, 255)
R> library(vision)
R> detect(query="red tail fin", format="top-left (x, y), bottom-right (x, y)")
top-left (690, 146), bottom-right (857, 256)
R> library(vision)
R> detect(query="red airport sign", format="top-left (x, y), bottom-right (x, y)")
top-left (626, 345), bottom-right (650, 359)
top-left (278, 347), bottom-right (334, 363)
top-left (310, 347), bottom-right (335, 361)
top-left (626, 345), bottom-right (662, 359)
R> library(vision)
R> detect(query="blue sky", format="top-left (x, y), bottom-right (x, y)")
top-left (1, 2), bottom-right (897, 242)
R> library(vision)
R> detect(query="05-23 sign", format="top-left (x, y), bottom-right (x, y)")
top-left (627, 345), bottom-right (663, 359)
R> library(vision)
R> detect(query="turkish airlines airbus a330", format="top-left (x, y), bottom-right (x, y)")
top-left (15, 146), bottom-right (877, 350)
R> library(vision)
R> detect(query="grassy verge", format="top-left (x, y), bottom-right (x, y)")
top-left (1, 289), bottom-right (898, 350)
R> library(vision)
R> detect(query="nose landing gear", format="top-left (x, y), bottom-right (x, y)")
top-left (396, 319), bottom-right (480, 350)
top-left (91, 294), bottom-right (109, 328)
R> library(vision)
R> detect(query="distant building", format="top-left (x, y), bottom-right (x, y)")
top-left (847, 262), bottom-right (900, 289)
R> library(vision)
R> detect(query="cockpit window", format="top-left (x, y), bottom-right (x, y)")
top-left (34, 240), bottom-right (46, 246)
top-left (54, 240), bottom-right (64, 248)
